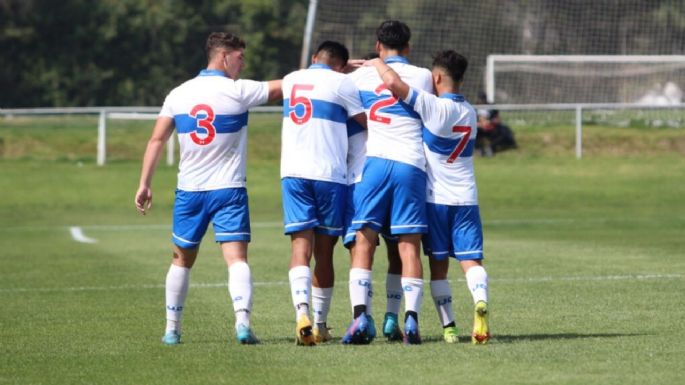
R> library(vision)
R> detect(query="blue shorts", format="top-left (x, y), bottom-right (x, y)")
top-left (281, 177), bottom-right (347, 236)
top-left (349, 157), bottom-right (427, 237)
top-left (172, 188), bottom-right (250, 249)
top-left (423, 203), bottom-right (483, 261)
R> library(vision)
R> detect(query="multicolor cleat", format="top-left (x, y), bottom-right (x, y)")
top-left (161, 330), bottom-right (181, 345)
top-left (341, 313), bottom-right (371, 344)
top-left (472, 301), bottom-right (490, 344)
top-left (382, 312), bottom-right (404, 342)
top-left (366, 315), bottom-right (377, 342)
top-left (236, 324), bottom-right (259, 345)
top-left (313, 324), bottom-right (333, 343)
top-left (295, 314), bottom-right (316, 346)
top-left (443, 326), bottom-right (459, 343)
top-left (403, 315), bottom-right (421, 345)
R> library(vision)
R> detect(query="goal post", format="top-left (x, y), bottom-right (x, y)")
top-left (485, 55), bottom-right (685, 104)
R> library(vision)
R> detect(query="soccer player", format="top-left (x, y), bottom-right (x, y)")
top-left (280, 41), bottom-right (366, 345)
top-left (134, 32), bottom-right (282, 345)
top-left (343, 20), bottom-right (433, 344)
top-left (365, 50), bottom-right (491, 344)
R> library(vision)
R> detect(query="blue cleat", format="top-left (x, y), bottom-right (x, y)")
top-left (236, 324), bottom-right (259, 345)
top-left (366, 314), bottom-right (377, 342)
top-left (162, 330), bottom-right (181, 345)
top-left (403, 315), bottom-right (421, 345)
top-left (383, 312), bottom-right (403, 342)
top-left (341, 313), bottom-right (370, 345)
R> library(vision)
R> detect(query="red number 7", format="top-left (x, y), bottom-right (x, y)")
top-left (446, 125), bottom-right (472, 163)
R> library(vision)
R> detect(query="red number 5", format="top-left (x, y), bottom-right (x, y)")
top-left (289, 84), bottom-right (314, 124)
top-left (446, 125), bottom-right (472, 163)
top-left (189, 104), bottom-right (216, 145)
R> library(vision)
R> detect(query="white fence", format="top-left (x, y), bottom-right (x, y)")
top-left (1, 103), bottom-right (682, 163)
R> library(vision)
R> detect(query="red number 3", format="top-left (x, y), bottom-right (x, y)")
top-left (289, 84), bottom-right (314, 124)
top-left (447, 125), bottom-right (472, 163)
top-left (189, 104), bottom-right (216, 145)
top-left (369, 84), bottom-right (397, 124)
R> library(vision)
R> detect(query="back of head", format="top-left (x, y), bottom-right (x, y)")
top-left (206, 32), bottom-right (246, 60)
top-left (432, 50), bottom-right (468, 84)
top-left (314, 40), bottom-right (349, 68)
top-left (376, 20), bottom-right (411, 51)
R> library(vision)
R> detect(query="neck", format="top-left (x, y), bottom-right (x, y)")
top-left (206, 60), bottom-right (225, 73)
top-left (379, 49), bottom-right (402, 60)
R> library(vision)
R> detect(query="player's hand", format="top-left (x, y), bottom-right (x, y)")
top-left (343, 59), bottom-right (365, 73)
top-left (135, 186), bottom-right (153, 215)
top-left (362, 58), bottom-right (382, 67)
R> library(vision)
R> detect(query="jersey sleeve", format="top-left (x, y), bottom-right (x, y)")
top-left (418, 68), bottom-right (433, 92)
top-left (236, 79), bottom-right (270, 108)
top-left (403, 87), bottom-right (448, 134)
top-left (338, 76), bottom-right (365, 117)
top-left (159, 92), bottom-right (175, 118)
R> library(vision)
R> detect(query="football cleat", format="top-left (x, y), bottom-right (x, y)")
top-left (443, 326), bottom-right (459, 344)
top-left (312, 324), bottom-right (333, 343)
top-left (403, 315), bottom-right (421, 345)
top-left (295, 314), bottom-right (316, 346)
top-left (161, 330), bottom-right (181, 345)
top-left (341, 313), bottom-right (370, 344)
top-left (236, 324), bottom-right (259, 345)
top-left (366, 315), bottom-right (377, 342)
top-left (382, 312), bottom-right (403, 342)
top-left (472, 301), bottom-right (491, 344)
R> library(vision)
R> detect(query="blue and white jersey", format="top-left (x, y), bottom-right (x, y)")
top-left (348, 56), bottom-right (433, 171)
top-left (159, 69), bottom-right (269, 191)
top-left (281, 64), bottom-right (364, 184)
top-left (346, 118), bottom-right (367, 184)
top-left (403, 88), bottom-right (478, 206)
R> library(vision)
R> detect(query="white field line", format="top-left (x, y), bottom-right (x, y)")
top-left (1, 274), bottom-right (681, 294)
top-left (69, 226), bottom-right (98, 244)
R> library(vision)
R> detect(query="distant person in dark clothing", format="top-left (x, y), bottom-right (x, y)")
top-left (475, 92), bottom-right (517, 156)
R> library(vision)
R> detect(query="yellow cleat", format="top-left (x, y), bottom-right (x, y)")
top-left (443, 326), bottom-right (459, 344)
top-left (472, 301), bottom-right (490, 344)
top-left (312, 324), bottom-right (333, 343)
top-left (295, 314), bottom-right (316, 346)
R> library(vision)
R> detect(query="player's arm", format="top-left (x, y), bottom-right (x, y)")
top-left (135, 116), bottom-right (175, 215)
top-left (266, 79), bottom-right (283, 102)
top-left (364, 58), bottom-right (410, 100)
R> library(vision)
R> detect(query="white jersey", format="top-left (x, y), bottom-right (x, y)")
top-left (346, 118), bottom-right (367, 185)
top-left (348, 56), bottom-right (433, 171)
top-left (403, 88), bottom-right (479, 205)
top-left (159, 69), bottom-right (269, 191)
top-left (281, 64), bottom-right (364, 184)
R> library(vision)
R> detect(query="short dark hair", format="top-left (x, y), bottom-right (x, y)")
top-left (206, 32), bottom-right (246, 60)
top-left (432, 50), bottom-right (468, 83)
top-left (314, 40), bottom-right (350, 67)
top-left (376, 20), bottom-right (411, 51)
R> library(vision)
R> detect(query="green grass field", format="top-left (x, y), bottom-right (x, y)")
top-left (1, 114), bottom-right (684, 385)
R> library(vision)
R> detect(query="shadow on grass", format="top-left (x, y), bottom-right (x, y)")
top-left (491, 332), bottom-right (648, 344)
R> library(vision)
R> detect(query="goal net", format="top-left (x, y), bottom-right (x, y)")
top-left (307, 0), bottom-right (685, 105)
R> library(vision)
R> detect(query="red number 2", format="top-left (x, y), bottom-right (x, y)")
top-left (446, 126), bottom-right (472, 163)
top-left (189, 104), bottom-right (216, 145)
top-left (289, 84), bottom-right (314, 124)
top-left (369, 84), bottom-right (397, 124)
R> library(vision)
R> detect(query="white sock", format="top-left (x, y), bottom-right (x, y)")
top-left (165, 264), bottom-right (190, 333)
top-left (349, 268), bottom-right (373, 314)
top-left (465, 265), bottom-right (489, 304)
top-left (402, 277), bottom-right (423, 315)
top-left (228, 261), bottom-right (252, 329)
top-left (289, 265), bottom-right (311, 319)
top-left (312, 286), bottom-right (333, 325)
top-left (430, 279), bottom-right (455, 327)
top-left (385, 273), bottom-right (403, 315)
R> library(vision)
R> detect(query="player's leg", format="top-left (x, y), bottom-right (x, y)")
top-left (453, 205), bottom-right (489, 344)
top-left (341, 227), bottom-right (377, 344)
top-left (212, 187), bottom-right (258, 344)
top-left (425, 202), bottom-right (458, 343)
top-left (312, 233), bottom-right (336, 342)
top-left (221, 241), bottom-right (258, 344)
top-left (398, 233), bottom-right (424, 344)
top-left (383, 238), bottom-right (404, 341)
top-left (163, 190), bottom-right (210, 345)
